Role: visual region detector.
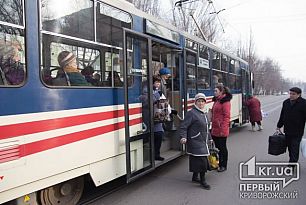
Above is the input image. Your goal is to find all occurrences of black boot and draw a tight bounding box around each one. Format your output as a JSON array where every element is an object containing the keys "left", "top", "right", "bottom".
[
  {"left": 200, "top": 172, "right": 211, "bottom": 190},
  {"left": 192, "top": 172, "right": 200, "bottom": 183}
]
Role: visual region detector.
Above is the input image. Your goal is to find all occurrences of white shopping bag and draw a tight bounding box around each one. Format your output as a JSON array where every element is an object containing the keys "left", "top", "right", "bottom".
[
  {"left": 261, "top": 110, "right": 268, "bottom": 118},
  {"left": 300, "top": 138, "right": 306, "bottom": 158}
]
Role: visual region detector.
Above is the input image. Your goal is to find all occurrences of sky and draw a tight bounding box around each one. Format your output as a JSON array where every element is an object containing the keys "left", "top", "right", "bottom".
[{"left": 161, "top": 0, "right": 306, "bottom": 82}]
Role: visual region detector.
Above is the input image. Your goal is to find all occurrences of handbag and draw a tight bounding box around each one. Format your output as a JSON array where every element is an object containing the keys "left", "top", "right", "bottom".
[
  {"left": 300, "top": 138, "right": 306, "bottom": 158},
  {"left": 268, "top": 131, "right": 286, "bottom": 156}
]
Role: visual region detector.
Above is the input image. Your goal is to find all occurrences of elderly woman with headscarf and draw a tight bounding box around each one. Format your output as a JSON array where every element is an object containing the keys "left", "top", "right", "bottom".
[{"left": 180, "top": 93, "right": 212, "bottom": 190}]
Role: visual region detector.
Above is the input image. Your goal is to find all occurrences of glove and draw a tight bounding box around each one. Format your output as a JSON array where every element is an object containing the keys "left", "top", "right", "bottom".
[
  {"left": 170, "top": 109, "right": 178, "bottom": 115},
  {"left": 180, "top": 138, "right": 187, "bottom": 144}
]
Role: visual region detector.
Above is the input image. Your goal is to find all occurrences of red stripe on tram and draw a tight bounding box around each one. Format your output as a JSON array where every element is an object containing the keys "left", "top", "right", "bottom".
[
  {"left": 0, "top": 107, "right": 141, "bottom": 140},
  {"left": 21, "top": 118, "right": 142, "bottom": 157}
]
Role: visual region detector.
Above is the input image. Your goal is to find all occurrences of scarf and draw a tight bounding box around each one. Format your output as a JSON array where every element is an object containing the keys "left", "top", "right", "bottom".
[{"left": 194, "top": 104, "right": 205, "bottom": 113}]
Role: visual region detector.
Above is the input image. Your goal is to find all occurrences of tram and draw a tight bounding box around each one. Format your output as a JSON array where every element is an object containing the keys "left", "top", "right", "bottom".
[{"left": 0, "top": 0, "right": 251, "bottom": 204}]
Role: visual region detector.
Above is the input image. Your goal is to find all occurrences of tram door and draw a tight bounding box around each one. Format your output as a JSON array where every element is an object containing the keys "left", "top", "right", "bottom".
[
  {"left": 241, "top": 69, "right": 250, "bottom": 123},
  {"left": 123, "top": 30, "right": 154, "bottom": 183}
]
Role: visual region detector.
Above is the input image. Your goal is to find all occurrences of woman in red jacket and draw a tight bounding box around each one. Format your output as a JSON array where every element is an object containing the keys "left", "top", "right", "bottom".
[{"left": 211, "top": 85, "right": 232, "bottom": 172}]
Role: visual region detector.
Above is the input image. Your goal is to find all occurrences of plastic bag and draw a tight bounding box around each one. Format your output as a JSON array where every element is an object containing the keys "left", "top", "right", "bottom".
[
  {"left": 300, "top": 138, "right": 306, "bottom": 158},
  {"left": 261, "top": 110, "right": 268, "bottom": 118},
  {"left": 208, "top": 141, "right": 219, "bottom": 169},
  {"left": 208, "top": 153, "right": 219, "bottom": 169}
]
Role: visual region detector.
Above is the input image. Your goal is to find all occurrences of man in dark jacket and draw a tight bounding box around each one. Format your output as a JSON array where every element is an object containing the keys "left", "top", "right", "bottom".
[{"left": 277, "top": 87, "right": 306, "bottom": 163}]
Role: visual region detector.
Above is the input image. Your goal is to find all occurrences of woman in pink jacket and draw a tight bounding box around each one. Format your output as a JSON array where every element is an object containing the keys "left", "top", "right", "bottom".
[{"left": 211, "top": 85, "right": 232, "bottom": 172}]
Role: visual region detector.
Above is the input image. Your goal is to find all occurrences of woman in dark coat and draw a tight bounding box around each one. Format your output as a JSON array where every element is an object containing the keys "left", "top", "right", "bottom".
[
  {"left": 180, "top": 93, "right": 211, "bottom": 190},
  {"left": 245, "top": 95, "right": 263, "bottom": 131},
  {"left": 211, "top": 85, "right": 232, "bottom": 172}
]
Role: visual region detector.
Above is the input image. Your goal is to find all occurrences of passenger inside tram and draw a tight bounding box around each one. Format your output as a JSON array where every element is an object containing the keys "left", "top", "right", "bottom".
[
  {"left": 159, "top": 67, "right": 171, "bottom": 98},
  {"left": 150, "top": 42, "right": 183, "bottom": 162},
  {"left": 52, "top": 68, "right": 69, "bottom": 86},
  {"left": 105, "top": 71, "right": 124, "bottom": 87},
  {"left": 81, "top": 66, "right": 101, "bottom": 86},
  {"left": 57, "top": 51, "right": 91, "bottom": 86},
  {"left": 0, "top": 42, "right": 25, "bottom": 85}
]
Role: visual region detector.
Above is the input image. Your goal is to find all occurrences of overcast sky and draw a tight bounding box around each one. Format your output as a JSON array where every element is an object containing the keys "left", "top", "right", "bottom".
[{"left": 162, "top": 0, "right": 306, "bottom": 82}]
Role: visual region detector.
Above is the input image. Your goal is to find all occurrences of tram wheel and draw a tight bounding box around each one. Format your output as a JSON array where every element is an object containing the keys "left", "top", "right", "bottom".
[{"left": 39, "top": 177, "right": 84, "bottom": 205}]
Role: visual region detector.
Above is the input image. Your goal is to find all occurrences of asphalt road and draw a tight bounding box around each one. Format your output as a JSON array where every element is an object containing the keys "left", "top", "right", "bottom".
[{"left": 88, "top": 95, "right": 306, "bottom": 205}]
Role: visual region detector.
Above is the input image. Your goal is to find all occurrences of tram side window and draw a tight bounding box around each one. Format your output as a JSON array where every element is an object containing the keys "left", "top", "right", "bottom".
[
  {"left": 103, "top": 49, "right": 124, "bottom": 87},
  {"left": 42, "top": 42, "right": 125, "bottom": 87},
  {"left": 211, "top": 50, "right": 220, "bottom": 70},
  {"left": 228, "top": 74, "right": 236, "bottom": 90},
  {"left": 236, "top": 75, "right": 242, "bottom": 90},
  {"left": 221, "top": 54, "right": 228, "bottom": 72},
  {"left": 0, "top": 0, "right": 26, "bottom": 87},
  {"left": 41, "top": 0, "right": 94, "bottom": 41},
  {"left": 235, "top": 61, "right": 241, "bottom": 75},
  {"left": 228, "top": 74, "right": 242, "bottom": 90},
  {"left": 197, "top": 68, "right": 210, "bottom": 90},
  {"left": 199, "top": 45, "right": 209, "bottom": 70},
  {"left": 229, "top": 59, "right": 235, "bottom": 73},
  {"left": 186, "top": 53, "right": 196, "bottom": 95},
  {"left": 212, "top": 70, "right": 227, "bottom": 87},
  {"left": 96, "top": 2, "right": 132, "bottom": 47},
  {"left": 41, "top": 41, "right": 101, "bottom": 87},
  {"left": 186, "top": 39, "right": 198, "bottom": 51},
  {"left": 199, "top": 45, "right": 209, "bottom": 60}
]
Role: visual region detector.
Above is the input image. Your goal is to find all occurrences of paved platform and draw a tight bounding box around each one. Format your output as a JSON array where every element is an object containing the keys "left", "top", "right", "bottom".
[{"left": 89, "top": 95, "right": 306, "bottom": 205}]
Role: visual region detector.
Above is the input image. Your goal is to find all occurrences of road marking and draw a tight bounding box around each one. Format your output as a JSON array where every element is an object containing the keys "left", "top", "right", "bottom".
[
  {"left": 261, "top": 99, "right": 284, "bottom": 109},
  {"left": 265, "top": 105, "right": 283, "bottom": 114}
]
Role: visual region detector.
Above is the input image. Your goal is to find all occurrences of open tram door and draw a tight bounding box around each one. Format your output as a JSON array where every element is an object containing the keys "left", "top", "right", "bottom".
[
  {"left": 123, "top": 29, "right": 155, "bottom": 183},
  {"left": 150, "top": 42, "right": 184, "bottom": 164}
]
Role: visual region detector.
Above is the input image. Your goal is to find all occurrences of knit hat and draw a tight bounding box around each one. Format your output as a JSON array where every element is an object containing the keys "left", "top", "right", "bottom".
[
  {"left": 58, "top": 51, "right": 76, "bottom": 68},
  {"left": 159, "top": 67, "right": 171, "bottom": 75},
  {"left": 195, "top": 93, "right": 206, "bottom": 102}
]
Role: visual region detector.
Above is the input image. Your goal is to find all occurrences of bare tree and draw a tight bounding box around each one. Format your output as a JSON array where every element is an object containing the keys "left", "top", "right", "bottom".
[
  {"left": 0, "top": 0, "right": 24, "bottom": 37},
  {"left": 166, "top": 0, "right": 221, "bottom": 42},
  {"left": 133, "top": 0, "right": 161, "bottom": 17}
]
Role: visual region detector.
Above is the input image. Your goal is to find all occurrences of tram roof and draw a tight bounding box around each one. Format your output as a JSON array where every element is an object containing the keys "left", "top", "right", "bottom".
[{"left": 103, "top": 0, "right": 248, "bottom": 66}]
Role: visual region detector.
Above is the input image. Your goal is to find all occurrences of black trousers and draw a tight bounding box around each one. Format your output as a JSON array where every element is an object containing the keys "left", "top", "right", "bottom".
[
  {"left": 285, "top": 135, "right": 302, "bottom": 163},
  {"left": 251, "top": 121, "right": 261, "bottom": 126},
  {"left": 154, "top": 131, "right": 164, "bottom": 158},
  {"left": 212, "top": 136, "right": 228, "bottom": 168}
]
